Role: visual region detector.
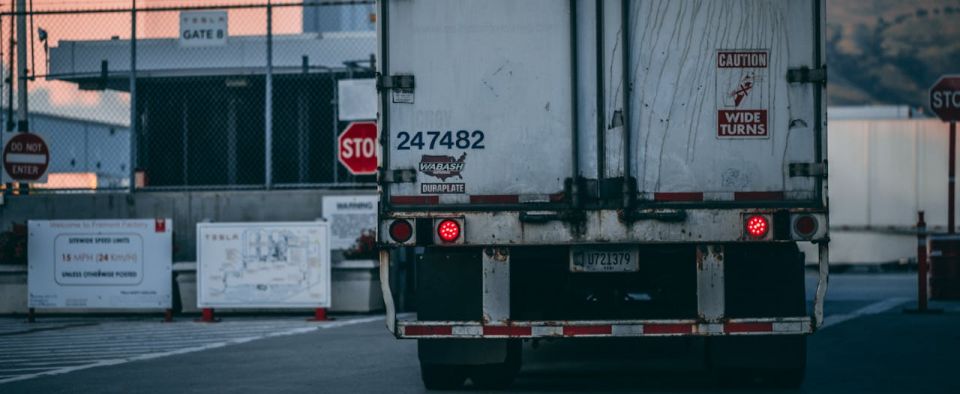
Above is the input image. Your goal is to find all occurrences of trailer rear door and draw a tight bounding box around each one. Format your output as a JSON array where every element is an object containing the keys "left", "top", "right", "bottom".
[
  {"left": 379, "top": 0, "right": 825, "bottom": 209},
  {"left": 380, "top": 0, "right": 574, "bottom": 207},
  {"left": 625, "top": 0, "right": 823, "bottom": 204}
]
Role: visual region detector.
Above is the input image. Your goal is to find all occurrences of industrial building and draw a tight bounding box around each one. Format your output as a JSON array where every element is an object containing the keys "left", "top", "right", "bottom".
[
  {"left": 1, "top": 111, "right": 129, "bottom": 189},
  {"left": 46, "top": 4, "right": 376, "bottom": 188}
]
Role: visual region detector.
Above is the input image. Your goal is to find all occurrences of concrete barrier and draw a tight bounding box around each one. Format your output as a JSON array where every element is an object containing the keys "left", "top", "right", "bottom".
[
  {"left": 0, "top": 265, "right": 27, "bottom": 314},
  {"left": 174, "top": 260, "right": 383, "bottom": 314},
  {"left": 0, "top": 189, "right": 382, "bottom": 315},
  {"left": 330, "top": 259, "right": 384, "bottom": 313},
  {"left": 0, "top": 189, "right": 375, "bottom": 263}
]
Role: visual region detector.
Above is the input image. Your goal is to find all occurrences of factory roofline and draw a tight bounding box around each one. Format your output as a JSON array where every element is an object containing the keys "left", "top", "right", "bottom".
[{"left": 47, "top": 31, "right": 375, "bottom": 92}]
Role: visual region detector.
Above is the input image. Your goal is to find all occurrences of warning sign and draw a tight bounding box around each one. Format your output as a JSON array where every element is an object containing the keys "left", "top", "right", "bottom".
[{"left": 717, "top": 50, "right": 769, "bottom": 138}]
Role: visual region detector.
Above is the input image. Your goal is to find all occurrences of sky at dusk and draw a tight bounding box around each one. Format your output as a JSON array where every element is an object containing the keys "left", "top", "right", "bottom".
[{"left": 0, "top": 0, "right": 313, "bottom": 124}]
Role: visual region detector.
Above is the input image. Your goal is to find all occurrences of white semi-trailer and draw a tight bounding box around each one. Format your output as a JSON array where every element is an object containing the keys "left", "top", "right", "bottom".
[{"left": 376, "top": 0, "right": 828, "bottom": 389}]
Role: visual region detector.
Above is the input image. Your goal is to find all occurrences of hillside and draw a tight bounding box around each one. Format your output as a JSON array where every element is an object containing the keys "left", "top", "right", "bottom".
[{"left": 827, "top": 0, "right": 960, "bottom": 108}]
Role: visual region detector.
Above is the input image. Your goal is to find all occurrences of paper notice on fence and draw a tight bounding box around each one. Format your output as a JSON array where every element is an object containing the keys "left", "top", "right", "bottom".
[{"left": 322, "top": 195, "right": 378, "bottom": 251}]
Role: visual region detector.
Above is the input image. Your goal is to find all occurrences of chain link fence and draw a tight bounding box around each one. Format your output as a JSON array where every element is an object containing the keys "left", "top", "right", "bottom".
[{"left": 0, "top": 0, "right": 376, "bottom": 193}]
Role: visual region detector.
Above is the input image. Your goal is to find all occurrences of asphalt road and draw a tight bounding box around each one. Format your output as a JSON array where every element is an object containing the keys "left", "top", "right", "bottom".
[{"left": 2, "top": 273, "right": 959, "bottom": 394}]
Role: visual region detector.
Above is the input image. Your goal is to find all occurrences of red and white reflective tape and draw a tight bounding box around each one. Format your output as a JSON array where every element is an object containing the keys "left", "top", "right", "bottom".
[
  {"left": 391, "top": 192, "right": 786, "bottom": 205},
  {"left": 391, "top": 193, "right": 565, "bottom": 205},
  {"left": 398, "top": 317, "right": 812, "bottom": 338},
  {"left": 390, "top": 196, "right": 440, "bottom": 205},
  {"left": 651, "top": 192, "right": 787, "bottom": 202}
]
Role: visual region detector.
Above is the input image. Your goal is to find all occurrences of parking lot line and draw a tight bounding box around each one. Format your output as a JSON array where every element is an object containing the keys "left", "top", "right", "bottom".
[
  {"left": 820, "top": 297, "right": 910, "bottom": 329},
  {"left": 0, "top": 315, "right": 383, "bottom": 385}
]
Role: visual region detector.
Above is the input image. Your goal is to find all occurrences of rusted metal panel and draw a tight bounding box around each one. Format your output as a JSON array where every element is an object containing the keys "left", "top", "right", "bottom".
[
  {"left": 379, "top": 249, "right": 396, "bottom": 334},
  {"left": 813, "top": 242, "right": 829, "bottom": 329},
  {"left": 481, "top": 247, "right": 510, "bottom": 324},
  {"left": 696, "top": 245, "right": 725, "bottom": 322}
]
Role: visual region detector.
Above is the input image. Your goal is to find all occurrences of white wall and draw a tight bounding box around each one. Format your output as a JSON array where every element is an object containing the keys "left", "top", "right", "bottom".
[{"left": 803, "top": 119, "right": 953, "bottom": 264}]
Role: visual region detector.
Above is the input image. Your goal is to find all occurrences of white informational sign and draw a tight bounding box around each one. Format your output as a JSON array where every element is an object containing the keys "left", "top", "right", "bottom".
[
  {"left": 197, "top": 222, "right": 331, "bottom": 308},
  {"left": 180, "top": 10, "right": 228, "bottom": 47},
  {"left": 28, "top": 219, "right": 173, "bottom": 309},
  {"left": 322, "top": 195, "right": 378, "bottom": 251},
  {"left": 337, "top": 79, "right": 377, "bottom": 121}
]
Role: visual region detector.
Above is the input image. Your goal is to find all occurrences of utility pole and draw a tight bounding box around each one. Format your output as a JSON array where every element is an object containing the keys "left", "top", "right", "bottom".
[{"left": 16, "top": 0, "right": 28, "bottom": 194}]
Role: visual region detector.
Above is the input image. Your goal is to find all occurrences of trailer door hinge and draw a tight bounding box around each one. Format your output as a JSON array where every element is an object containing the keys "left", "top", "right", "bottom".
[
  {"left": 382, "top": 169, "right": 417, "bottom": 184},
  {"left": 789, "top": 162, "right": 827, "bottom": 178},
  {"left": 787, "top": 66, "right": 827, "bottom": 85},
  {"left": 376, "top": 73, "right": 415, "bottom": 92}
]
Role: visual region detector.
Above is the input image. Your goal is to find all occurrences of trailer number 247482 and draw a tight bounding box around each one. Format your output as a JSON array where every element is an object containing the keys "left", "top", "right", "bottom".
[{"left": 396, "top": 130, "right": 486, "bottom": 150}]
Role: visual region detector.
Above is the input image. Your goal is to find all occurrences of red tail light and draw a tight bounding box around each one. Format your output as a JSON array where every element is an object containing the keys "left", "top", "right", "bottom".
[
  {"left": 745, "top": 215, "right": 769, "bottom": 238},
  {"left": 794, "top": 215, "right": 818, "bottom": 238},
  {"left": 389, "top": 220, "right": 413, "bottom": 243},
  {"left": 437, "top": 219, "right": 461, "bottom": 243}
]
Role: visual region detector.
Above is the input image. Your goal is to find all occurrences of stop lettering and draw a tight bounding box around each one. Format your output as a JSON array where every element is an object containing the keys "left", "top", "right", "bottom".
[
  {"left": 930, "top": 76, "right": 960, "bottom": 122},
  {"left": 338, "top": 122, "right": 378, "bottom": 175}
]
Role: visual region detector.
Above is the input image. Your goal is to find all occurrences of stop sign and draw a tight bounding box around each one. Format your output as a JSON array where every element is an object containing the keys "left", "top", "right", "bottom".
[
  {"left": 930, "top": 75, "right": 960, "bottom": 122},
  {"left": 3, "top": 133, "right": 49, "bottom": 182},
  {"left": 338, "top": 121, "right": 378, "bottom": 175}
]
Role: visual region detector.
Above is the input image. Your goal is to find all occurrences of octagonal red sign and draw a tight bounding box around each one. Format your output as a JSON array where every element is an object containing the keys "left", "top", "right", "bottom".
[
  {"left": 338, "top": 122, "right": 378, "bottom": 175},
  {"left": 930, "top": 76, "right": 960, "bottom": 122}
]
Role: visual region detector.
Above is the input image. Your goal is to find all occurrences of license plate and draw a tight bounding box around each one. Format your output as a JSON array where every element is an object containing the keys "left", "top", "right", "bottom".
[{"left": 569, "top": 246, "right": 640, "bottom": 273}]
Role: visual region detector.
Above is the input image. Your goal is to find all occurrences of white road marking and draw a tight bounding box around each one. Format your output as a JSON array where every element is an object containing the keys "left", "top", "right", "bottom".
[
  {"left": 820, "top": 297, "right": 910, "bottom": 329},
  {"left": 0, "top": 315, "right": 383, "bottom": 385}
]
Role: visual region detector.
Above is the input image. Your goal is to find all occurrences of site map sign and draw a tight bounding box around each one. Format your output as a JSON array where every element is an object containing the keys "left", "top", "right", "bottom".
[{"left": 197, "top": 222, "right": 331, "bottom": 308}]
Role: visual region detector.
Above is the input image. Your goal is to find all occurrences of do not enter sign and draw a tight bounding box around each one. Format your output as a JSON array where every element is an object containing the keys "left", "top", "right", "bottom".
[
  {"left": 338, "top": 122, "right": 378, "bottom": 175},
  {"left": 930, "top": 76, "right": 960, "bottom": 122},
  {"left": 3, "top": 133, "right": 49, "bottom": 182}
]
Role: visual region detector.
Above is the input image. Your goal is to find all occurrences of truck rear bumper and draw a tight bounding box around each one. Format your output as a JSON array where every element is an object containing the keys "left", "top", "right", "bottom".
[
  {"left": 397, "top": 317, "right": 812, "bottom": 338},
  {"left": 380, "top": 242, "right": 830, "bottom": 339}
]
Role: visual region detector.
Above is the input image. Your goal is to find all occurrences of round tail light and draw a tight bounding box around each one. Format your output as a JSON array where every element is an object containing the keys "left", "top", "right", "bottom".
[
  {"left": 389, "top": 220, "right": 413, "bottom": 243},
  {"left": 437, "top": 219, "right": 461, "bottom": 243},
  {"left": 745, "top": 215, "right": 769, "bottom": 238},
  {"left": 794, "top": 215, "right": 818, "bottom": 238}
]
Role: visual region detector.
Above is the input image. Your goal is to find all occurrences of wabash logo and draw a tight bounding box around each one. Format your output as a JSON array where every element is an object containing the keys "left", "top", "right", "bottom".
[{"left": 419, "top": 153, "right": 466, "bottom": 181}]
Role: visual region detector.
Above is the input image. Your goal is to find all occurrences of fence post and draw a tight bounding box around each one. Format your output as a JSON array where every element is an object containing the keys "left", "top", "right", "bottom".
[
  {"left": 264, "top": 1, "right": 274, "bottom": 189},
  {"left": 332, "top": 70, "right": 339, "bottom": 184},
  {"left": 16, "top": 0, "right": 28, "bottom": 195},
  {"left": 129, "top": 0, "right": 138, "bottom": 192},
  {"left": 2, "top": 11, "right": 10, "bottom": 196}
]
